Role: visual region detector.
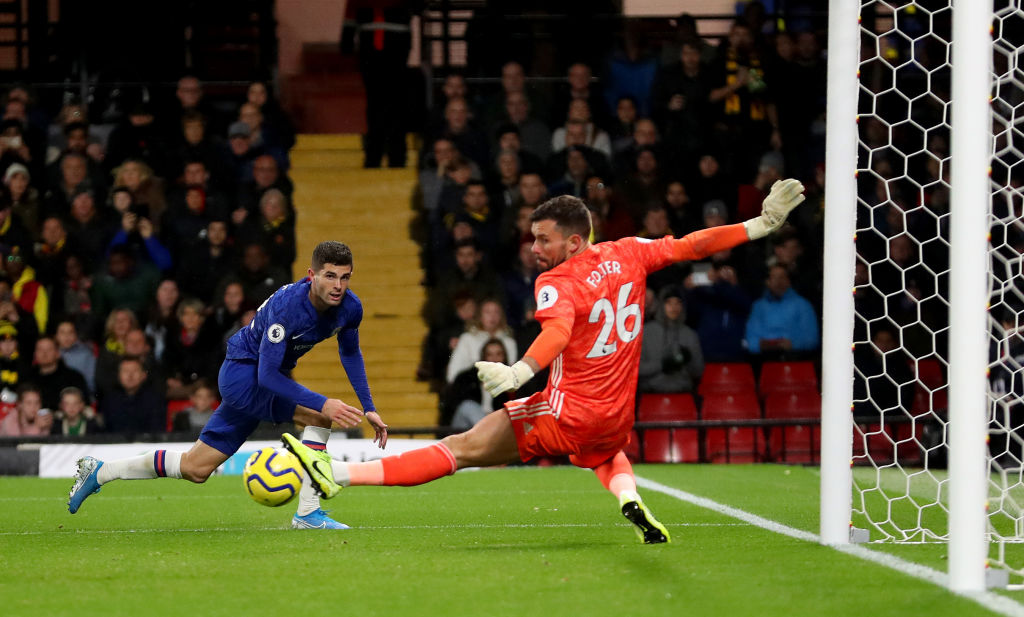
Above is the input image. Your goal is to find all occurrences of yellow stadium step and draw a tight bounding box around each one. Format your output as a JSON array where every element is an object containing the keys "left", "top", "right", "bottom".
[{"left": 290, "top": 133, "right": 437, "bottom": 428}]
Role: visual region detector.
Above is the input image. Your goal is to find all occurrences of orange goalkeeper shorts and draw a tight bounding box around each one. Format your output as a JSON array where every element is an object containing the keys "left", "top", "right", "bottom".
[{"left": 504, "top": 391, "right": 628, "bottom": 469}]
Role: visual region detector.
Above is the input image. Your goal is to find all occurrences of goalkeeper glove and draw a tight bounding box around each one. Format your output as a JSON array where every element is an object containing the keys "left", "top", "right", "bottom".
[
  {"left": 475, "top": 360, "right": 535, "bottom": 397},
  {"left": 744, "top": 178, "right": 806, "bottom": 240}
]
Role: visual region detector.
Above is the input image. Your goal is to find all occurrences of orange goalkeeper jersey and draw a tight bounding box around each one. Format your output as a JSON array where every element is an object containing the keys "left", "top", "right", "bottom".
[{"left": 532, "top": 235, "right": 679, "bottom": 445}]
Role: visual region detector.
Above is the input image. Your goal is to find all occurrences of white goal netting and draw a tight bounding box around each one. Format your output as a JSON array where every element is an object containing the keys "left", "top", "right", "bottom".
[{"left": 850, "top": 0, "right": 1024, "bottom": 579}]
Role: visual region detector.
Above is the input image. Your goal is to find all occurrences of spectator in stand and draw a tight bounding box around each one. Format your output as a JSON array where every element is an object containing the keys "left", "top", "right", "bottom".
[
  {"left": 176, "top": 219, "right": 233, "bottom": 301},
  {"left": 51, "top": 386, "right": 101, "bottom": 437},
  {"left": 26, "top": 336, "right": 90, "bottom": 410},
  {"left": 100, "top": 308, "right": 138, "bottom": 356},
  {"left": 143, "top": 278, "right": 180, "bottom": 362},
  {"left": 95, "top": 326, "right": 162, "bottom": 399},
  {"left": 418, "top": 291, "right": 476, "bottom": 386},
  {"left": 0, "top": 277, "right": 37, "bottom": 352},
  {"left": 248, "top": 81, "right": 297, "bottom": 154},
  {"left": 502, "top": 241, "right": 540, "bottom": 328},
  {"left": 163, "top": 76, "right": 225, "bottom": 142},
  {"left": 221, "top": 243, "right": 290, "bottom": 308},
  {"left": 440, "top": 338, "right": 512, "bottom": 429},
  {"left": 234, "top": 188, "right": 296, "bottom": 273},
  {"left": 436, "top": 97, "right": 490, "bottom": 172},
  {"left": 100, "top": 356, "right": 165, "bottom": 434},
  {"left": 427, "top": 237, "right": 504, "bottom": 329},
  {"left": 853, "top": 326, "right": 915, "bottom": 419},
  {"left": 55, "top": 320, "right": 95, "bottom": 394},
  {"left": 0, "top": 200, "right": 32, "bottom": 264},
  {"left": 4, "top": 246, "right": 46, "bottom": 334},
  {"left": 445, "top": 298, "right": 517, "bottom": 384},
  {"left": 107, "top": 208, "right": 173, "bottom": 274},
  {"left": 65, "top": 191, "right": 115, "bottom": 271},
  {"left": 354, "top": 3, "right": 412, "bottom": 169},
  {"left": 168, "top": 112, "right": 228, "bottom": 186},
  {"left": 735, "top": 150, "right": 785, "bottom": 222},
  {"left": 0, "top": 118, "right": 34, "bottom": 180},
  {"left": 447, "top": 180, "right": 500, "bottom": 258},
  {"left": 482, "top": 61, "right": 552, "bottom": 130},
  {"left": 221, "top": 121, "right": 263, "bottom": 185},
  {"left": 612, "top": 117, "right": 660, "bottom": 177},
  {"left": 691, "top": 153, "right": 733, "bottom": 215},
  {"left": 660, "top": 12, "right": 717, "bottom": 66},
  {"left": 664, "top": 180, "right": 699, "bottom": 237},
  {"left": 418, "top": 138, "right": 460, "bottom": 215},
  {"left": 651, "top": 39, "right": 712, "bottom": 171},
  {"left": 238, "top": 101, "right": 291, "bottom": 159},
  {"left": 744, "top": 265, "right": 819, "bottom": 360},
  {"left": 428, "top": 73, "right": 470, "bottom": 138},
  {"left": 637, "top": 205, "right": 672, "bottom": 240},
  {"left": 685, "top": 262, "right": 753, "bottom": 362},
  {"left": 545, "top": 120, "right": 612, "bottom": 186},
  {"left": 496, "top": 201, "right": 536, "bottom": 272},
  {"left": 554, "top": 63, "right": 611, "bottom": 131},
  {"left": 43, "top": 152, "right": 98, "bottom": 219},
  {"left": 585, "top": 175, "right": 634, "bottom": 241},
  {"left": 32, "top": 216, "right": 78, "bottom": 291},
  {"left": 548, "top": 147, "right": 592, "bottom": 199},
  {"left": 166, "top": 158, "right": 231, "bottom": 224},
  {"left": 53, "top": 254, "right": 94, "bottom": 337},
  {"left": 159, "top": 184, "right": 213, "bottom": 261},
  {"left": 111, "top": 159, "right": 167, "bottom": 235},
  {"left": 639, "top": 287, "right": 704, "bottom": 394},
  {"left": 235, "top": 153, "right": 293, "bottom": 217},
  {"left": 105, "top": 102, "right": 169, "bottom": 178},
  {"left": 616, "top": 146, "right": 665, "bottom": 222},
  {"left": 5, "top": 163, "right": 40, "bottom": 239},
  {"left": 91, "top": 245, "right": 161, "bottom": 318},
  {"left": 0, "top": 383, "right": 50, "bottom": 436},
  {"left": 707, "top": 20, "right": 780, "bottom": 178},
  {"left": 489, "top": 149, "right": 522, "bottom": 213},
  {"left": 0, "top": 321, "right": 26, "bottom": 393},
  {"left": 503, "top": 91, "right": 553, "bottom": 161},
  {"left": 46, "top": 121, "right": 107, "bottom": 199},
  {"left": 608, "top": 96, "right": 638, "bottom": 157},
  {"left": 493, "top": 124, "right": 544, "bottom": 176},
  {"left": 551, "top": 100, "right": 612, "bottom": 159},
  {"left": 172, "top": 379, "right": 219, "bottom": 433},
  {"left": 163, "top": 298, "right": 218, "bottom": 400},
  {"left": 207, "top": 280, "right": 248, "bottom": 347}
]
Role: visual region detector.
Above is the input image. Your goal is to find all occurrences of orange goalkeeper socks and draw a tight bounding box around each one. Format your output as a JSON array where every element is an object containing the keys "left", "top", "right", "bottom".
[
  {"left": 345, "top": 443, "right": 458, "bottom": 487},
  {"left": 593, "top": 451, "right": 636, "bottom": 497}
]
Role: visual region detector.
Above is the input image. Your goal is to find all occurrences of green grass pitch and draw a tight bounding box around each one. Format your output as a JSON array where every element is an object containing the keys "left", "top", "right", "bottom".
[{"left": 0, "top": 464, "right": 1017, "bottom": 617}]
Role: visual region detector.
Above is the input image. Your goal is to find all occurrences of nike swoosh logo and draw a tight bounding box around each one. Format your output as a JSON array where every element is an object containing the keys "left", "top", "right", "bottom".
[{"left": 312, "top": 460, "right": 331, "bottom": 479}]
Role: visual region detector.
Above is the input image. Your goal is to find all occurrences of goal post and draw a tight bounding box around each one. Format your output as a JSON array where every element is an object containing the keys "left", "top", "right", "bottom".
[{"left": 820, "top": 0, "right": 1000, "bottom": 591}]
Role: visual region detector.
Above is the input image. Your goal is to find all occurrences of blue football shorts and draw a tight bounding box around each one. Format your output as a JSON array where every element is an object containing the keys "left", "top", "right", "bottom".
[{"left": 199, "top": 359, "right": 297, "bottom": 456}]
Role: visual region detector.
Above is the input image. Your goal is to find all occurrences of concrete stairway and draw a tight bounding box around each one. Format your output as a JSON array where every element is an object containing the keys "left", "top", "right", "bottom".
[{"left": 288, "top": 134, "right": 436, "bottom": 432}]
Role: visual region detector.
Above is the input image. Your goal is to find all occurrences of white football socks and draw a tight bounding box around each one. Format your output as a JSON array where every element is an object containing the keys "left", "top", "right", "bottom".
[
  {"left": 295, "top": 426, "right": 331, "bottom": 516},
  {"left": 97, "top": 450, "right": 183, "bottom": 484}
]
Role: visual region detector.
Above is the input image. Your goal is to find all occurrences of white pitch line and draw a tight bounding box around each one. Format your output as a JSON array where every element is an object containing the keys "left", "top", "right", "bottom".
[{"left": 635, "top": 475, "right": 1024, "bottom": 617}]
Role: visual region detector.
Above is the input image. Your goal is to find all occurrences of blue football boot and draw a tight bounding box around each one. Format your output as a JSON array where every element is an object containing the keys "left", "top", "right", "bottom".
[
  {"left": 291, "top": 508, "right": 350, "bottom": 530},
  {"left": 68, "top": 456, "right": 104, "bottom": 514}
]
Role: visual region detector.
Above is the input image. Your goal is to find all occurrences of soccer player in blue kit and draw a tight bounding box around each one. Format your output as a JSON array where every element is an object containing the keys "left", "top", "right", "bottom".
[{"left": 68, "top": 241, "right": 389, "bottom": 529}]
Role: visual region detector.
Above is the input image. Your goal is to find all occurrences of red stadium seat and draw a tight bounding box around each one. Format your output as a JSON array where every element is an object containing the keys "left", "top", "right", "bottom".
[
  {"left": 698, "top": 363, "right": 756, "bottom": 396},
  {"left": 702, "top": 392, "right": 764, "bottom": 463},
  {"left": 637, "top": 393, "right": 699, "bottom": 463},
  {"left": 166, "top": 399, "right": 191, "bottom": 432},
  {"left": 637, "top": 393, "right": 697, "bottom": 421},
  {"left": 759, "top": 361, "right": 818, "bottom": 397},
  {"left": 643, "top": 429, "right": 700, "bottom": 463},
  {"left": 910, "top": 358, "right": 947, "bottom": 413},
  {"left": 764, "top": 391, "right": 821, "bottom": 463}
]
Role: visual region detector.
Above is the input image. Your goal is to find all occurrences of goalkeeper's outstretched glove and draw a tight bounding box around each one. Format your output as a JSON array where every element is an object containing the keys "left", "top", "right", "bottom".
[
  {"left": 475, "top": 360, "right": 535, "bottom": 397},
  {"left": 744, "top": 178, "right": 806, "bottom": 240}
]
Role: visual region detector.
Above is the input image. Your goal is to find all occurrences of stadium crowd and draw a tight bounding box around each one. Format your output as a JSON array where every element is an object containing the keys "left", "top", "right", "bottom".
[
  {"left": 0, "top": 76, "right": 298, "bottom": 437},
  {"left": 423, "top": 14, "right": 835, "bottom": 423}
]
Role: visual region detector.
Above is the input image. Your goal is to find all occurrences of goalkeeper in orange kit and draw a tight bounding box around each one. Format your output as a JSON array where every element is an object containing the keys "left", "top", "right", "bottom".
[{"left": 284, "top": 179, "right": 805, "bottom": 543}]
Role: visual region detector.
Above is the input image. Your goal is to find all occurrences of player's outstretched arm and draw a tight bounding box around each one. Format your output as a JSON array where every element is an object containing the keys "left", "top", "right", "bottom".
[
  {"left": 743, "top": 178, "right": 806, "bottom": 240},
  {"left": 669, "top": 178, "right": 805, "bottom": 262},
  {"left": 476, "top": 317, "right": 572, "bottom": 397}
]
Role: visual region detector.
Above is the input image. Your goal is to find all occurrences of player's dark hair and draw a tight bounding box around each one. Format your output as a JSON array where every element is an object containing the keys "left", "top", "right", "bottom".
[
  {"left": 530, "top": 195, "right": 593, "bottom": 240},
  {"left": 311, "top": 241, "right": 353, "bottom": 271}
]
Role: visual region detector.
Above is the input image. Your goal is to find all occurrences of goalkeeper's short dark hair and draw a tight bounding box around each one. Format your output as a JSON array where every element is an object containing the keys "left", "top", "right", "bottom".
[
  {"left": 531, "top": 195, "right": 593, "bottom": 240},
  {"left": 312, "top": 241, "right": 353, "bottom": 271}
]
